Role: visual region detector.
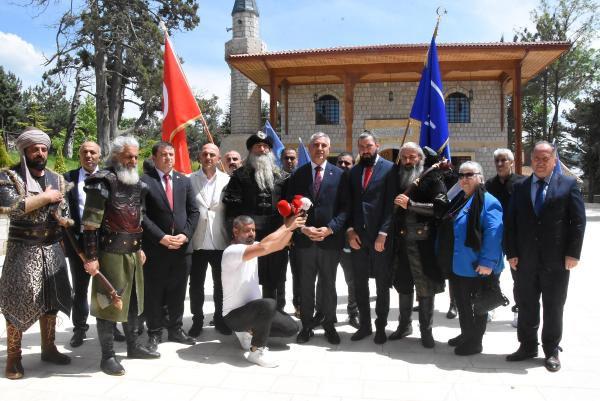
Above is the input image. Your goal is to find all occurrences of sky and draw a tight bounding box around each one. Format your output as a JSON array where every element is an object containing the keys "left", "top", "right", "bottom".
[{"left": 0, "top": 0, "right": 542, "bottom": 117}]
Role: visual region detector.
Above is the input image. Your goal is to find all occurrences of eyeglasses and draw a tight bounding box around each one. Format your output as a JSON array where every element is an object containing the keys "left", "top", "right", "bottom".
[
  {"left": 458, "top": 172, "right": 480, "bottom": 179},
  {"left": 494, "top": 158, "right": 510, "bottom": 164}
]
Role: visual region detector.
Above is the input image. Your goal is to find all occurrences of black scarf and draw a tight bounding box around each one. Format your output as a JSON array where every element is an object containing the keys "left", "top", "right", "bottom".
[{"left": 464, "top": 184, "right": 485, "bottom": 252}]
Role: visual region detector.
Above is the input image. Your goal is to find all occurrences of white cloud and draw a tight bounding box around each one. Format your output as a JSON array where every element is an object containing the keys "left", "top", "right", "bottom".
[{"left": 0, "top": 31, "right": 46, "bottom": 88}]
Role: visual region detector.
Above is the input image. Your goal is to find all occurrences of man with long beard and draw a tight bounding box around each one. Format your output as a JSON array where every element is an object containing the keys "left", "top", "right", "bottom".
[
  {"left": 82, "top": 136, "right": 159, "bottom": 376},
  {"left": 223, "top": 132, "right": 289, "bottom": 310},
  {"left": 390, "top": 142, "right": 447, "bottom": 348},
  {"left": 0, "top": 127, "right": 72, "bottom": 380}
]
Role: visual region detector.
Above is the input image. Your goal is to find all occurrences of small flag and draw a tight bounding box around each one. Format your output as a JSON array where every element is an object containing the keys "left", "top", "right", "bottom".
[
  {"left": 297, "top": 137, "right": 311, "bottom": 168},
  {"left": 263, "top": 120, "right": 285, "bottom": 167},
  {"left": 552, "top": 139, "right": 563, "bottom": 175},
  {"left": 410, "top": 36, "right": 451, "bottom": 160}
]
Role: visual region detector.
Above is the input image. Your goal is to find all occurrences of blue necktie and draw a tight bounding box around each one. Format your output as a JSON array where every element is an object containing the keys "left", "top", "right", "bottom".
[{"left": 534, "top": 180, "right": 546, "bottom": 216}]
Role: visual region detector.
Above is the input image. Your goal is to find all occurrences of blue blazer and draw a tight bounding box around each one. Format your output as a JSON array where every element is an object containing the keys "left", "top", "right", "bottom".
[
  {"left": 505, "top": 173, "right": 585, "bottom": 271},
  {"left": 286, "top": 162, "right": 348, "bottom": 249},
  {"left": 348, "top": 157, "right": 397, "bottom": 242},
  {"left": 452, "top": 192, "right": 504, "bottom": 278}
]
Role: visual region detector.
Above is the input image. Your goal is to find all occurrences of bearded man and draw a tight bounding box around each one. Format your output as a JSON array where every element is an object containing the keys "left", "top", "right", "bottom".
[
  {"left": 223, "top": 132, "right": 289, "bottom": 310},
  {"left": 82, "top": 136, "right": 159, "bottom": 376},
  {"left": 0, "top": 127, "right": 72, "bottom": 380},
  {"left": 390, "top": 142, "right": 447, "bottom": 348}
]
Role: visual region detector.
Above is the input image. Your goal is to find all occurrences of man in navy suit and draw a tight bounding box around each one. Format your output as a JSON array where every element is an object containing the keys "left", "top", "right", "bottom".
[
  {"left": 347, "top": 131, "right": 397, "bottom": 344},
  {"left": 286, "top": 133, "right": 348, "bottom": 344},
  {"left": 141, "top": 142, "right": 199, "bottom": 351},
  {"left": 505, "top": 141, "right": 586, "bottom": 372}
]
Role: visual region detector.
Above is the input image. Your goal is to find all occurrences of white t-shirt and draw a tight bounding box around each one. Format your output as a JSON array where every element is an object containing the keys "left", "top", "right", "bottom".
[{"left": 221, "top": 243, "right": 262, "bottom": 316}]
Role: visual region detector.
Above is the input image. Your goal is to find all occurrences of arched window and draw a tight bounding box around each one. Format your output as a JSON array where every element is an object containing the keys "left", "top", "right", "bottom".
[
  {"left": 315, "top": 95, "right": 339, "bottom": 125},
  {"left": 446, "top": 92, "right": 470, "bottom": 123}
]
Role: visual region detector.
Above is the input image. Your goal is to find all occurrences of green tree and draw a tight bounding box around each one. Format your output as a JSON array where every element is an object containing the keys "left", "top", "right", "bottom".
[
  {"left": 0, "top": 67, "right": 24, "bottom": 139},
  {"left": 186, "top": 94, "right": 223, "bottom": 157}
]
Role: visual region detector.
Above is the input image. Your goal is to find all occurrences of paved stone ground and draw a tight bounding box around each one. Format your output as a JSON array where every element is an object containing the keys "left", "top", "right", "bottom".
[{"left": 1, "top": 205, "right": 599, "bottom": 401}]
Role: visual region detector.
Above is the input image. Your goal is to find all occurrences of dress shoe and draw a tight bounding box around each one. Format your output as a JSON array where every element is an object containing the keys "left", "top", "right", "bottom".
[
  {"left": 446, "top": 303, "right": 458, "bottom": 319},
  {"left": 545, "top": 354, "right": 561, "bottom": 372},
  {"left": 373, "top": 329, "right": 387, "bottom": 345},
  {"left": 506, "top": 344, "right": 538, "bottom": 361},
  {"left": 447, "top": 334, "right": 464, "bottom": 347},
  {"left": 324, "top": 327, "right": 341, "bottom": 345},
  {"left": 168, "top": 328, "right": 196, "bottom": 345},
  {"left": 113, "top": 326, "right": 126, "bottom": 342},
  {"left": 127, "top": 343, "right": 160, "bottom": 359},
  {"left": 454, "top": 341, "right": 482, "bottom": 356},
  {"left": 214, "top": 319, "right": 233, "bottom": 335},
  {"left": 70, "top": 331, "right": 86, "bottom": 348},
  {"left": 311, "top": 312, "right": 325, "bottom": 329},
  {"left": 188, "top": 322, "right": 203, "bottom": 338},
  {"left": 350, "top": 326, "right": 372, "bottom": 341},
  {"left": 420, "top": 329, "right": 435, "bottom": 349},
  {"left": 296, "top": 328, "right": 314, "bottom": 344},
  {"left": 147, "top": 334, "right": 161, "bottom": 352},
  {"left": 348, "top": 315, "right": 360, "bottom": 329},
  {"left": 101, "top": 356, "right": 125, "bottom": 376},
  {"left": 388, "top": 324, "right": 412, "bottom": 341}
]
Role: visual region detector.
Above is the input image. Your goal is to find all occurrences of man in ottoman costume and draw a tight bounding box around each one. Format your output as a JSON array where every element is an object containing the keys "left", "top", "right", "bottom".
[
  {"left": 82, "top": 136, "right": 159, "bottom": 376},
  {"left": 0, "top": 127, "right": 73, "bottom": 380}
]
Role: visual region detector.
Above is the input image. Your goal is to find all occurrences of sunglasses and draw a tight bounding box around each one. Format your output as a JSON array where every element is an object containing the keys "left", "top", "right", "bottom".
[{"left": 458, "top": 172, "right": 480, "bottom": 179}]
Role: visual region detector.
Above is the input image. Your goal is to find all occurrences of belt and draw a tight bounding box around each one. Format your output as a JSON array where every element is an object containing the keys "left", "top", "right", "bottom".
[
  {"left": 100, "top": 229, "right": 143, "bottom": 254},
  {"left": 8, "top": 222, "right": 62, "bottom": 245}
]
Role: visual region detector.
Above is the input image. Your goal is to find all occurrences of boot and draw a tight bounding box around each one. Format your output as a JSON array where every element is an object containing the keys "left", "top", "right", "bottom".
[
  {"left": 123, "top": 319, "right": 160, "bottom": 359},
  {"left": 418, "top": 296, "right": 435, "bottom": 348},
  {"left": 39, "top": 314, "right": 71, "bottom": 365},
  {"left": 97, "top": 319, "right": 125, "bottom": 376},
  {"left": 456, "top": 313, "right": 486, "bottom": 356},
  {"left": 389, "top": 293, "right": 414, "bottom": 340},
  {"left": 5, "top": 322, "right": 24, "bottom": 379}
]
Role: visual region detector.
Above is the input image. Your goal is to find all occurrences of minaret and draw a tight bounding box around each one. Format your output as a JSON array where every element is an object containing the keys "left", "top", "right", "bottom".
[{"left": 225, "top": 0, "right": 265, "bottom": 137}]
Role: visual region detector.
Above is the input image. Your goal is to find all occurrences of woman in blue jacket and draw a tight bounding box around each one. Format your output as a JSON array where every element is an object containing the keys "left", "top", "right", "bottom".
[{"left": 444, "top": 161, "right": 504, "bottom": 356}]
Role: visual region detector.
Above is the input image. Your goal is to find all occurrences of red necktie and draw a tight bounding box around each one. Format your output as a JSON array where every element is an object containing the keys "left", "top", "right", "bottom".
[
  {"left": 164, "top": 174, "right": 174, "bottom": 210},
  {"left": 313, "top": 166, "right": 323, "bottom": 195},
  {"left": 362, "top": 166, "right": 373, "bottom": 189}
]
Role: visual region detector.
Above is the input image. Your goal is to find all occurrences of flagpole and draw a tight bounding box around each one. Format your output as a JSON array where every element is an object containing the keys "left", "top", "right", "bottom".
[{"left": 396, "top": 7, "right": 446, "bottom": 164}]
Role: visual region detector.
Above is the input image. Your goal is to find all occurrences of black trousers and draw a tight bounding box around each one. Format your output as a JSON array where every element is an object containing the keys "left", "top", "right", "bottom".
[
  {"left": 298, "top": 244, "right": 340, "bottom": 328},
  {"left": 289, "top": 246, "right": 301, "bottom": 309},
  {"left": 259, "top": 249, "right": 288, "bottom": 311},
  {"left": 451, "top": 273, "right": 489, "bottom": 345},
  {"left": 189, "top": 249, "right": 224, "bottom": 324},
  {"left": 68, "top": 253, "right": 91, "bottom": 333},
  {"left": 509, "top": 266, "right": 520, "bottom": 312},
  {"left": 143, "top": 251, "right": 190, "bottom": 335},
  {"left": 351, "top": 243, "right": 392, "bottom": 329},
  {"left": 224, "top": 298, "right": 299, "bottom": 348},
  {"left": 515, "top": 266, "right": 570, "bottom": 355}
]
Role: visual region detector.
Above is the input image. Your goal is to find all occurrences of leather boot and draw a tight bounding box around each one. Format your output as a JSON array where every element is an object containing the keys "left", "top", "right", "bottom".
[
  {"left": 123, "top": 319, "right": 160, "bottom": 359},
  {"left": 418, "top": 296, "right": 435, "bottom": 348},
  {"left": 39, "top": 314, "right": 71, "bottom": 365},
  {"left": 5, "top": 322, "right": 24, "bottom": 379},
  {"left": 97, "top": 319, "right": 125, "bottom": 376},
  {"left": 389, "top": 293, "right": 414, "bottom": 340}
]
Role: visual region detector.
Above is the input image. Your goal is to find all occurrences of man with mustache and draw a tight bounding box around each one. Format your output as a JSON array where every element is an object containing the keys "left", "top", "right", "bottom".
[
  {"left": 223, "top": 150, "right": 242, "bottom": 175},
  {"left": 82, "top": 136, "right": 159, "bottom": 376},
  {"left": 390, "top": 142, "right": 447, "bottom": 348},
  {"left": 0, "top": 127, "right": 73, "bottom": 380},
  {"left": 223, "top": 132, "right": 289, "bottom": 310}
]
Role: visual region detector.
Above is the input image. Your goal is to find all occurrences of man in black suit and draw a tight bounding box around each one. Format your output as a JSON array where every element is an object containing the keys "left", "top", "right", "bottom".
[
  {"left": 141, "top": 142, "right": 199, "bottom": 351},
  {"left": 287, "top": 133, "right": 348, "bottom": 345},
  {"left": 505, "top": 141, "right": 586, "bottom": 372},
  {"left": 347, "top": 131, "right": 397, "bottom": 344},
  {"left": 64, "top": 141, "right": 126, "bottom": 347}
]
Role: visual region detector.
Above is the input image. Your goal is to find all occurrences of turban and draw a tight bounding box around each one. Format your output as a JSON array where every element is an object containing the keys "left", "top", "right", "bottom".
[
  {"left": 246, "top": 131, "right": 273, "bottom": 150},
  {"left": 15, "top": 128, "right": 51, "bottom": 154}
]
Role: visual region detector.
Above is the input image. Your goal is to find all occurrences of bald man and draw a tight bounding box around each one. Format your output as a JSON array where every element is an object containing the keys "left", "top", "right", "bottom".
[
  {"left": 188, "top": 144, "right": 232, "bottom": 337},
  {"left": 223, "top": 150, "right": 242, "bottom": 175}
]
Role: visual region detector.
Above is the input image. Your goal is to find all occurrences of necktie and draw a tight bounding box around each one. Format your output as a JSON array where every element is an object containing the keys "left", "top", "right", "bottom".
[
  {"left": 313, "top": 166, "right": 323, "bottom": 195},
  {"left": 534, "top": 180, "right": 546, "bottom": 216},
  {"left": 164, "top": 174, "right": 174, "bottom": 210},
  {"left": 363, "top": 166, "right": 373, "bottom": 189}
]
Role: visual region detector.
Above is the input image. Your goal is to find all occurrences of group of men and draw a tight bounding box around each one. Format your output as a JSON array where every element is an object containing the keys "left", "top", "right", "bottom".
[{"left": 0, "top": 125, "right": 585, "bottom": 377}]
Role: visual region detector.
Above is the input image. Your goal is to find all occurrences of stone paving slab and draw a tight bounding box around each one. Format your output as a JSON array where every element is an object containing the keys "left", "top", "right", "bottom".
[{"left": 1, "top": 205, "right": 599, "bottom": 400}]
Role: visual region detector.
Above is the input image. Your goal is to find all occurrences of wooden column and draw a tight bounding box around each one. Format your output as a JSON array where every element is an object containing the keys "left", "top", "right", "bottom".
[
  {"left": 512, "top": 64, "right": 523, "bottom": 174},
  {"left": 269, "top": 74, "right": 280, "bottom": 129},
  {"left": 282, "top": 79, "right": 289, "bottom": 136},
  {"left": 343, "top": 75, "right": 356, "bottom": 153}
]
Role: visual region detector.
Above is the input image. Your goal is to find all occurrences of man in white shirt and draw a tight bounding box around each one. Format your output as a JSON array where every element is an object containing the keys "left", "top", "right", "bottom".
[
  {"left": 222, "top": 214, "right": 304, "bottom": 368},
  {"left": 188, "top": 143, "right": 232, "bottom": 337}
]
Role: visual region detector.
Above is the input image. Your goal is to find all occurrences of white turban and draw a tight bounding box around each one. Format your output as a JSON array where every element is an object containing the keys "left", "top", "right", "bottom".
[{"left": 16, "top": 128, "right": 52, "bottom": 194}]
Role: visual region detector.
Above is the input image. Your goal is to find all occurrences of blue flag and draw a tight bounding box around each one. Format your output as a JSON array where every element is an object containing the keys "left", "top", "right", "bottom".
[
  {"left": 264, "top": 120, "right": 285, "bottom": 167},
  {"left": 297, "top": 137, "right": 311, "bottom": 168},
  {"left": 409, "top": 37, "right": 451, "bottom": 160},
  {"left": 552, "top": 139, "right": 563, "bottom": 175}
]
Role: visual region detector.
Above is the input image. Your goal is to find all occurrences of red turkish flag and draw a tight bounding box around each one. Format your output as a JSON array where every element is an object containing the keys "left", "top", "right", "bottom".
[{"left": 162, "top": 32, "right": 201, "bottom": 174}]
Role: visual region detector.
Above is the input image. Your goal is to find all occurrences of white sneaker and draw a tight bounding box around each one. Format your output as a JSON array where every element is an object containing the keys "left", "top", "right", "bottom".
[
  {"left": 245, "top": 347, "right": 279, "bottom": 368},
  {"left": 235, "top": 331, "right": 252, "bottom": 351},
  {"left": 511, "top": 312, "right": 518, "bottom": 328}
]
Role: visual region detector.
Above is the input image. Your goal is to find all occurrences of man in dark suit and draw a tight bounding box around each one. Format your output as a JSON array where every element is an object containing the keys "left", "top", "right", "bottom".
[
  {"left": 141, "top": 142, "right": 199, "bottom": 351},
  {"left": 347, "top": 131, "right": 397, "bottom": 344},
  {"left": 505, "top": 141, "right": 586, "bottom": 372},
  {"left": 64, "top": 141, "right": 126, "bottom": 347},
  {"left": 287, "top": 133, "right": 348, "bottom": 344}
]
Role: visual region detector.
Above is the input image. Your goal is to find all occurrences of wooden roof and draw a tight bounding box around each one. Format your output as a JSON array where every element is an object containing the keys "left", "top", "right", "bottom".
[{"left": 227, "top": 41, "right": 570, "bottom": 94}]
